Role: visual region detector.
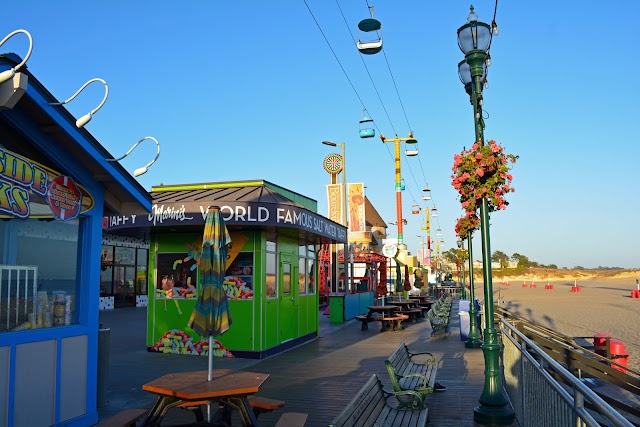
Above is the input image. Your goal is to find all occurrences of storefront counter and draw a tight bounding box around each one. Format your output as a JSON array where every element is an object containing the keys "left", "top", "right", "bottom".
[{"left": 345, "top": 291, "right": 375, "bottom": 320}]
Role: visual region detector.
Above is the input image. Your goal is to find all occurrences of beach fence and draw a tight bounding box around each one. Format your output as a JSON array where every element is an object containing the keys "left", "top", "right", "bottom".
[{"left": 501, "top": 319, "right": 634, "bottom": 427}]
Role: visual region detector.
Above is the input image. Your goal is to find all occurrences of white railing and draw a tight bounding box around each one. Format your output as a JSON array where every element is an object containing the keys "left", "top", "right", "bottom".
[
  {"left": 0, "top": 265, "right": 38, "bottom": 331},
  {"left": 500, "top": 318, "right": 634, "bottom": 427}
]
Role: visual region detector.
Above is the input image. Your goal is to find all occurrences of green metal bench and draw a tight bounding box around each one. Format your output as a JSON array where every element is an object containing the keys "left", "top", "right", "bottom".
[
  {"left": 427, "top": 308, "right": 450, "bottom": 336},
  {"left": 328, "top": 374, "right": 428, "bottom": 427},
  {"left": 385, "top": 342, "right": 437, "bottom": 395}
]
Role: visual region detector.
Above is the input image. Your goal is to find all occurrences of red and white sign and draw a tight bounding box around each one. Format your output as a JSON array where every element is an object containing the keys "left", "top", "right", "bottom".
[{"left": 47, "top": 175, "right": 82, "bottom": 220}]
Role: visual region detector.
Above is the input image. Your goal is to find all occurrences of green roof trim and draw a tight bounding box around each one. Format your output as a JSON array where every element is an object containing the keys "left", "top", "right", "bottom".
[
  {"left": 150, "top": 179, "right": 318, "bottom": 212},
  {"left": 151, "top": 180, "right": 266, "bottom": 192},
  {"left": 264, "top": 182, "right": 317, "bottom": 211}
]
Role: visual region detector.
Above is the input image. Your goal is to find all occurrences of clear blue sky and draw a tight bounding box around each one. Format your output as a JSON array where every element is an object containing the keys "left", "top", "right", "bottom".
[{"left": 2, "top": 1, "right": 638, "bottom": 269}]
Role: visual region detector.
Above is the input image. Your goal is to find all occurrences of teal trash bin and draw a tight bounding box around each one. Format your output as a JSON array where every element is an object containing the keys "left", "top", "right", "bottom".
[{"left": 329, "top": 293, "right": 345, "bottom": 323}]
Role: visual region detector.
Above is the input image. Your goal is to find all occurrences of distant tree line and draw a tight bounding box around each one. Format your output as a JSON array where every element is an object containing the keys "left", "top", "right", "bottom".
[
  {"left": 441, "top": 249, "right": 625, "bottom": 270},
  {"left": 490, "top": 251, "right": 624, "bottom": 270}
]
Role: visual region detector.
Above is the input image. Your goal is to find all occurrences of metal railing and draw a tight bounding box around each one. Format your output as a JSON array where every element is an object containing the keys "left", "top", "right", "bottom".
[
  {"left": 500, "top": 319, "right": 634, "bottom": 427},
  {"left": 0, "top": 265, "right": 38, "bottom": 331}
]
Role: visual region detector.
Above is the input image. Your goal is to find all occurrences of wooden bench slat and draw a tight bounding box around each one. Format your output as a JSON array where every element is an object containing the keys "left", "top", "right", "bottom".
[
  {"left": 329, "top": 374, "right": 426, "bottom": 427},
  {"left": 386, "top": 342, "right": 438, "bottom": 396},
  {"left": 96, "top": 409, "right": 146, "bottom": 427},
  {"left": 247, "top": 395, "right": 285, "bottom": 410},
  {"left": 274, "top": 412, "right": 307, "bottom": 427}
]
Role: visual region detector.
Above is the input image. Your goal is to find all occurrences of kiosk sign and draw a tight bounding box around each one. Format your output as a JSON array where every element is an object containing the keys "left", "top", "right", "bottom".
[
  {"left": 382, "top": 243, "right": 398, "bottom": 258},
  {"left": 0, "top": 147, "right": 94, "bottom": 220}
]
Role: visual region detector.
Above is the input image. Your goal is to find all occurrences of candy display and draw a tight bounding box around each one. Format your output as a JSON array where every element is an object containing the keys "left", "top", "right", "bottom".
[
  {"left": 223, "top": 276, "right": 254, "bottom": 300},
  {"left": 150, "top": 329, "right": 234, "bottom": 357},
  {"left": 156, "top": 287, "right": 197, "bottom": 299}
]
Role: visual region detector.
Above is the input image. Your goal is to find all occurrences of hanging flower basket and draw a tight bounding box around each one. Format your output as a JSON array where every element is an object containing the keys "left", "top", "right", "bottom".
[
  {"left": 451, "top": 140, "right": 518, "bottom": 215},
  {"left": 455, "top": 213, "right": 480, "bottom": 239}
]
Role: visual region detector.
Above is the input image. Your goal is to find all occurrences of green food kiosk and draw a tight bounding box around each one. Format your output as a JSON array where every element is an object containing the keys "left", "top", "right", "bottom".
[{"left": 105, "top": 180, "right": 347, "bottom": 359}]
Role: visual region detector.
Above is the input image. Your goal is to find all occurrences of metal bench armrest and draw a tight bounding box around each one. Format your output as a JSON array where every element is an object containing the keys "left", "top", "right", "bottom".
[
  {"left": 408, "top": 350, "right": 436, "bottom": 364},
  {"left": 387, "top": 388, "right": 426, "bottom": 410}
]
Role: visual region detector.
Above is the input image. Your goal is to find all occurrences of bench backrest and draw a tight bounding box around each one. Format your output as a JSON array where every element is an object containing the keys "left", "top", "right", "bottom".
[
  {"left": 385, "top": 343, "right": 411, "bottom": 392},
  {"left": 328, "top": 374, "right": 387, "bottom": 427}
]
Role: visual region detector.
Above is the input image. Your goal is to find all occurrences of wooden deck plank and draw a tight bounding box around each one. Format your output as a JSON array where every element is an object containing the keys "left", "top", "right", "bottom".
[
  {"left": 237, "top": 298, "right": 517, "bottom": 427},
  {"left": 153, "top": 298, "right": 517, "bottom": 427}
]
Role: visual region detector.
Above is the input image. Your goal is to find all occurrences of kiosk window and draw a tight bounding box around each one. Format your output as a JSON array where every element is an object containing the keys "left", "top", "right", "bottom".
[
  {"left": 1, "top": 218, "right": 80, "bottom": 332},
  {"left": 224, "top": 252, "right": 254, "bottom": 299}
]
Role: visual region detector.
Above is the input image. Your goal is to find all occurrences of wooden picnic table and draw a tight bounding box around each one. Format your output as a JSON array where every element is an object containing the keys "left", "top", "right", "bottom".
[
  {"left": 408, "top": 295, "right": 433, "bottom": 303},
  {"left": 141, "top": 369, "right": 269, "bottom": 426},
  {"left": 387, "top": 300, "right": 423, "bottom": 321},
  {"left": 363, "top": 305, "right": 403, "bottom": 332}
]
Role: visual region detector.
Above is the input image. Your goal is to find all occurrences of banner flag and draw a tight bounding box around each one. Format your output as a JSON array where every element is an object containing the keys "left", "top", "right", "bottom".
[
  {"left": 348, "top": 183, "right": 365, "bottom": 233},
  {"left": 326, "top": 184, "right": 343, "bottom": 225}
]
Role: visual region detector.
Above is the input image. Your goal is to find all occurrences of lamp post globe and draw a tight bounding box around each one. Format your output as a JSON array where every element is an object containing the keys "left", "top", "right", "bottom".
[{"left": 457, "top": 5, "right": 515, "bottom": 426}]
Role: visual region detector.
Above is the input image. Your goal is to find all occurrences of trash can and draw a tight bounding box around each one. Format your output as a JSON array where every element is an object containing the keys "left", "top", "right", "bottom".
[
  {"left": 97, "top": 327, "right": 110, "bottom": 407},
  {"left": 593, "top": 333, "right": 611, "bottom": 357},
  {"left": 609, "top": 339, "right": 629, "bottom": 373},
  {"left": 329, "top": 293, "right": 345, "bottom": 324},
  {"left": 459, "top": 311, "right": 470, "bottom": 341}
]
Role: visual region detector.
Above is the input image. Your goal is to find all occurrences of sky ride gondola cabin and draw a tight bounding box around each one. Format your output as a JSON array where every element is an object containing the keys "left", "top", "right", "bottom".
[
  {"left": 359, "top": 114, "right": 375, "bottom": 138},
  {"left": 405, "top": 138, "right": 418, "bottom": 156},
  {"left": 357, "top": 16, "right": 382, "bottom": 55}
]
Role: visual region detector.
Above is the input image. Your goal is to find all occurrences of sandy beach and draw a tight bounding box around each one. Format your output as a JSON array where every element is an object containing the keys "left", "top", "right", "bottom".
[{"left": 471, "top": 272, "right": 640, "bottom": 373}]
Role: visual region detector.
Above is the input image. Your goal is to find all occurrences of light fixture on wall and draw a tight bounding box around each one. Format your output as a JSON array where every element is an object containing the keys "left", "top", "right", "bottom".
[
  {"left": 49, "top": 78, "right": 109, "bottom": 128},
  {"left": 106, "top": 136, "right": 160, "bottom": 177},
  {"left": 0, "top": 29, "right": 33, "bottom": 85}
]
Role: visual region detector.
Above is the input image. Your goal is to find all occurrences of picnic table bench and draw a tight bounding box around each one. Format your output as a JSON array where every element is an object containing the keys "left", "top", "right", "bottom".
[
  {"left": 355, "top": 313, "right": 408, "bottom": 331},
  {"left": 385, "top": 342, "right": 437, "bottom": 395},
  {"left": 96, "top": 409, "right": 147, "bottom": 427},
  {"left": 398, "top": 308, "right": 423, "bottom": 322},
  {"left": 178, "top": 395, "right": 306, "bottom": 426},
  {"left": 328, "top": 374, "right": 428, "bottom": 427},
  {"left": 356, "top": 305, "right": 408, "bottom": 332},
  {"left": 179, "top": 395, "right": 286, "bottom": 420}
]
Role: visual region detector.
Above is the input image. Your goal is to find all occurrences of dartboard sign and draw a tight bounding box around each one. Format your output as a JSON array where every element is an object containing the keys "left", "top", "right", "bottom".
[{"left": 323, "top": 153, "right": 343, "bottom": 175}]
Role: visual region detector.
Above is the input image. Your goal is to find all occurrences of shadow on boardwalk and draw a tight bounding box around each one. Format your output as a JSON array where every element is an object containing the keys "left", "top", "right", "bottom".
[{"left": 99, "top": 300, "right": 514, "bottom": 426}]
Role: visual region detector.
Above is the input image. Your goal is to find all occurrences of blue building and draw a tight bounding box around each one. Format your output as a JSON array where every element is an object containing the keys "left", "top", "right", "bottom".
[{"left": 0, "top": 53, "right": 150, "bottom": 426}]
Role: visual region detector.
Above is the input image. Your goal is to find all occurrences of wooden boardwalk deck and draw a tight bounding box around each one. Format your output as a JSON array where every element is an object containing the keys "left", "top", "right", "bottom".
[
  {"left": 99, "top": 299, "right": 518, "bottom": 426},
  {"left": 245, "top": 298, "right": 515, "bottom": 427}
]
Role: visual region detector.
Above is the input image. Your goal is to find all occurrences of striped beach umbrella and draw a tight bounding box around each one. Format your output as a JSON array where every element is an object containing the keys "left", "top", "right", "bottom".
[{"left": 188, "top": 206, "right": 232, "bottom": 380}]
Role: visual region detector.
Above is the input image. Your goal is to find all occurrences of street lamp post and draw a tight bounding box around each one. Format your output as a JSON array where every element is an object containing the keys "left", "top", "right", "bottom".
[
  {"left": 465, "top": 234, "right": 483, "bottom": 348},
  {"left": 456, "top": 239, "right": 466, "bottom": 299},
  {"left": 322, "top": 141, "right": 349, "bottom": 292},
  {"left": 457, "top": 6, "right": 514, "bottom": 425}
]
